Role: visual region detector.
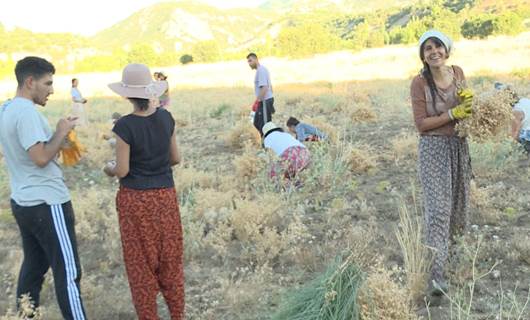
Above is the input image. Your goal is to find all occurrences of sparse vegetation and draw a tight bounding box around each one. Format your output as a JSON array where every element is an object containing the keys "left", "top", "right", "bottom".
[{"left": 1, "top": 46, "right": 529, "bottom": 320}]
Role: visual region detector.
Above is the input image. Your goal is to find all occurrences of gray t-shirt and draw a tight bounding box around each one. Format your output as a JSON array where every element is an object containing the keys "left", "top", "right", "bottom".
[
  {"left": 0, "top": 97, "right": 70, "bottom": 206},
  {"left": 254, "top": 65, "right": 274, "bottom": 101}
]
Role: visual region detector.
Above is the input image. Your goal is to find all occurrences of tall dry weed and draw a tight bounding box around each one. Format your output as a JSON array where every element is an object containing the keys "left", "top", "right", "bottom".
[
  {"left": 395, "top": 198, "right": 431, "bottom": 303},
  {"left": 390, "top": 131, "right": 418, "bottom": 163}
]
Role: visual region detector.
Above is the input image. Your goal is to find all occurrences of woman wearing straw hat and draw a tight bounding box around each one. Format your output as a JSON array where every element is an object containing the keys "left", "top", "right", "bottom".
[
  {"left": 262, "top": 122, "right": 311, "bottom": 184},
  {"left": 103, "top": 63, "right": 184, "bottom": 319},
  {"left": 410, "top": 30, "right": 474, "bottom": 299}
]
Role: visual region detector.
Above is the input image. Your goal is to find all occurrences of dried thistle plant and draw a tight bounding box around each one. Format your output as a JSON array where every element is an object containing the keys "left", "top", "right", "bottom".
[
  {"left": 344, "top": 144, "right": 377, "bottom": 174},
  {"left": 456, "top": 90, "right": 517, "bottom": 141},
  {"left": 351, "top": 106, "right": 378, "bottom": 123},
  {"left": 225, "top": 121, "right": 261, "bottom": 149}
]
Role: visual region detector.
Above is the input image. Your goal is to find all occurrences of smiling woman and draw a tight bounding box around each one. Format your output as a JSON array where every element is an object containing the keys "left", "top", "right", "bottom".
[{"left": 410, "top": 29, "right": 474, "bottom": 302}]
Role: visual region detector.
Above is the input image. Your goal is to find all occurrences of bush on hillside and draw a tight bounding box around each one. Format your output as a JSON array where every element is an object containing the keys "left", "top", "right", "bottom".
[
  {"left": 127, "top": 43, "right": 157, "bottom": 65},
  {"left": 192, "top": 40, "right": 222, "bottom": 63},
  {"left": 180, "top": 54, "right": 193, "bottom": 65},
  {"left": 275, "top": 22, "right": 342, "bottom": 58},
  {"left": 462, "top": 12, "right": 524, "bottom": 39}
]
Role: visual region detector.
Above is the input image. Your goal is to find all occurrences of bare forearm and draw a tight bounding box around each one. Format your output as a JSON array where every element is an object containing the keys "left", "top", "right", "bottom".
[
  {"left": 170, "top": 137, "right": 181, "bottom": 166},
  {"left": 416, "top": 112, "right": 452, "bottom": 133},
  {"left": 46, "top": 131, "right": 68, "bottom": 157},
  {"left": 512, "top": 125, "right": 522, "bottom": 141},
  {"left": 258, "top": 86, "right": 268, "bottom": 101},
  {"left": 30, "top": 131, "right": 68, "bottom": 167}
]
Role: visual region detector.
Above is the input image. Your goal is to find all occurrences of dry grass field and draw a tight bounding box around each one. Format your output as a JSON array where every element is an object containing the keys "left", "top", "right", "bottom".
[{"left": 1, "top": 34, "right": 530, "bottom": 319}]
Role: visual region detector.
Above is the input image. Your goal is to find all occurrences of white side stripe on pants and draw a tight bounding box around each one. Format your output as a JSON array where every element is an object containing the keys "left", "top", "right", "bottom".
[{"left": 51, "top": 205, "right": 85, "bottom": 320}]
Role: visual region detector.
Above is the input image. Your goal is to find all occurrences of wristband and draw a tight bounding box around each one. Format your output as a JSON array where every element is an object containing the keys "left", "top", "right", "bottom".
[{"left": 448, "top": 109, "right": 454, "bottom": 121}]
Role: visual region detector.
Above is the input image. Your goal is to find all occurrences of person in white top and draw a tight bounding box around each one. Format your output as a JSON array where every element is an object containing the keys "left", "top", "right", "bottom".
[
  {"left": 262, "top": 122, "right": 310, "bottom": 181},
  {"left": 495, "top": 82, "right": 530, "bottom": 155},
  {"left": 71, "top": 78, "right": 88, "bottom": 126}
]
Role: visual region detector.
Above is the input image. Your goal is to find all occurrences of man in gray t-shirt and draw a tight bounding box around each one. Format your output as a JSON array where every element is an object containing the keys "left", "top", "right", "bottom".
[
  {"left": 247, "top": 52, "right": 275, "bottom": 136},
  {"left": 0, "top": 56, "right": 86, "bottom": 319}
]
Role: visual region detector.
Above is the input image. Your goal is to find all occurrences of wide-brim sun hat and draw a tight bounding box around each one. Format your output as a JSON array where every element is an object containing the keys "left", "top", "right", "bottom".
[
  {"left": 262, "top": 122, "right": 280, "bottom": 136},
  {"left": 418, "top": 30, "right": 453, "bottom": 58},
  {"left": 108, "top": 63, "right": 168, "bottom": 99}
]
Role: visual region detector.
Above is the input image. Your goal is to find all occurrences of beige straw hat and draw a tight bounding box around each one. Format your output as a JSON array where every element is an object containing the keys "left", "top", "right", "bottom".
[
  {"left": 262, "top": 122, "right": 280, "bottom": 136},
  {"left": 108, "top": 63, "right": 168, "bottom": 99}
]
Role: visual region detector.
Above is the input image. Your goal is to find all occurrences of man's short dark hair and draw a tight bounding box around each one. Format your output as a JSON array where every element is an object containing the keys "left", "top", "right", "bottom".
[
  {"left": 15, "top": 56, "right": 55, "bottom": 87},
  {"left": 246, "top": 53, "right": 258, "bottom": 59},
  {"left": 286, "top": 117, "right": 300, "bottom": 127}
]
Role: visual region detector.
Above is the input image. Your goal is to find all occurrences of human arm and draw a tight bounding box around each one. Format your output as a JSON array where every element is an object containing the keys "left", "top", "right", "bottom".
[
  {"left": 103, "top": 134, "right": 130, "bottom": 178},
  {"left": 411, "top": 77, "right": 455, "bottom": 133},
  {"left": 27, "top": 117, "right": 77, "bottom": 168},
  {"left": 71, "top": 89, "right": 87, "bottom": 103},
  {"left": 256, "top": 68, "right": 270, "bottom": 101},
  {"left": 258, "top": 86, "right": 268, "bottom": 102},
  {"left": 512, "top": 110, "right": 524, "bottom": 141},
  {"left": 169, "top": 128, "right": 181, "bottom": 166}
]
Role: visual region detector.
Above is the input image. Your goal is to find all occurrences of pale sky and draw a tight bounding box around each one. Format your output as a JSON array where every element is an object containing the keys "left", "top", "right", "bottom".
[{"left": 0, "top": 0, "right": 268, "bottom": 36}]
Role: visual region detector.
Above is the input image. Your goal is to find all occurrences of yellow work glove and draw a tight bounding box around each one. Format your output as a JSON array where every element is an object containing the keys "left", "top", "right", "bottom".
[
  {"left": 448, "top": 99, "right": 472, "bottom": 120},
  {"left": 457, "top": 87, "right": 474, "bottom": 103}
]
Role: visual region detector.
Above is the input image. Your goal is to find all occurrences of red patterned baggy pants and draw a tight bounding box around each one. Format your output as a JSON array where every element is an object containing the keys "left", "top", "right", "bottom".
[
  {"left": 269, "top": 146, "right": 311, "bottom": 180},
  {"left": 116, "top": 187, "right": 185, "bottom": 320}
]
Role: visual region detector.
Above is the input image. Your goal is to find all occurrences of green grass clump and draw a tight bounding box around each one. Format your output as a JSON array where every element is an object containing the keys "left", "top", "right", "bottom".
[{"left": 272, "top": 254, "right": 364, "bottom": 320}]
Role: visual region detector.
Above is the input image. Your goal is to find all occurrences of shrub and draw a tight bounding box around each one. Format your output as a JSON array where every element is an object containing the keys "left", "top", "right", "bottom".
[
  {"left": 358, "top": 267, "right": 417, "bottom": 320},
  {"left": 344, "top": 145, "right": 377, "bottom": 174},
  {"left": 225, "top": 122, "right": 261, "bottom": 150},
  {"left": 275, "top": 22, "right": 342, "bottom": 58},
  {"left": 192, "top": 40, "right": 222, "bottom": 63},
  {"left": 179, "top": 54, "right": 193, "bottom": 65}
]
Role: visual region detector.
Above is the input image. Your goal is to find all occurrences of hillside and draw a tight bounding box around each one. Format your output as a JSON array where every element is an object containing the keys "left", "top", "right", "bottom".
[
  {"left": 91, "top": 1, "right": 276, "bottom": 52},
  {"left": 260, "top": 0, "right": 415, "bottom": 14},
  {"left": 0, "top": 0, "right": 529, "bottom": 77}
]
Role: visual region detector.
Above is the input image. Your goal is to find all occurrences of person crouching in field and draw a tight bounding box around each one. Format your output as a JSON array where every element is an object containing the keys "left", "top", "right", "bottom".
[
  {"left": 103, "top": 63, "right": 184, "bottom": 320},
  {"left": 262, "top": 122, "right": 310, "bottom": 185},
  {"left": 286, "top": 117, "right": 327, "bottom": 142},
  {"left": 495, "top": 82, "right": 530, "bottom": 159},
  {"left": 411, "top": 30, "right": 474, "bottom": 300}
]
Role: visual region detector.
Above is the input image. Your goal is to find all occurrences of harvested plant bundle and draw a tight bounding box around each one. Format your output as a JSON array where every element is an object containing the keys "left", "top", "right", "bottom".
[
  {"left": 61, "top": 130, "right": 85, "bottom": 166},
  {"left": 456, "top": 89, "right": 517, "bottom": 141},
  {"left": 272, "top": 254, "right": 364, "bottom": 320}
]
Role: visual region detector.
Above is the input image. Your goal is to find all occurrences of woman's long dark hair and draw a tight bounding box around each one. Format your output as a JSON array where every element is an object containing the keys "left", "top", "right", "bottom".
[
  {"left": 419, "top": 37, "right": 448, "bottom": 115},
  {"left": 128, "top": 98, "right": 150, "bottom": 111}
]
